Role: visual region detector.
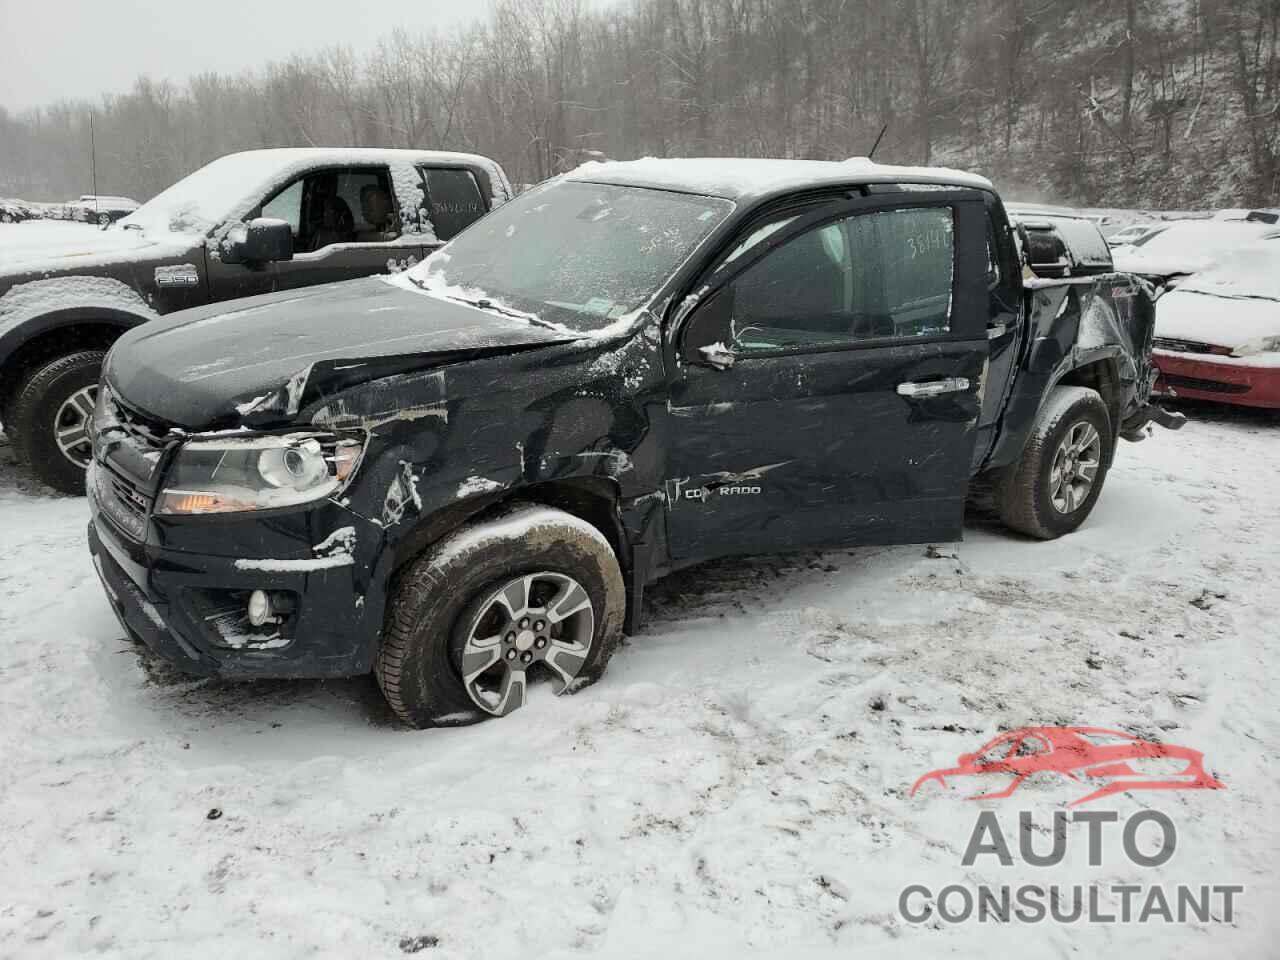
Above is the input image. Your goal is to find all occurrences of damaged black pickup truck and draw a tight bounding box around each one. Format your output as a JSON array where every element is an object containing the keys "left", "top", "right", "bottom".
[{"left": 87, "top": 158, "right": 1180, "bottom": 727}]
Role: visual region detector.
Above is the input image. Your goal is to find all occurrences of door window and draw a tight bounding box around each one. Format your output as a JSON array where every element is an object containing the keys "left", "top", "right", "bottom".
[
  {"left": 724, "top": 206, "right": 956, "bottom": 353},
  {"left": 256, "top": 167, "right": 399, "bottom": 254},
  {"left": 416, "top": 166, "right": 487, "bottom": 241},
  {"left": 261, "top": 179, "right": 303, "bottom": 235}
]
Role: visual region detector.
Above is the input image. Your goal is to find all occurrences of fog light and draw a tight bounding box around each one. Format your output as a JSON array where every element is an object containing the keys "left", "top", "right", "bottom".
[{"left": 247, "top": 589, "right": 272, "bottom": 627}]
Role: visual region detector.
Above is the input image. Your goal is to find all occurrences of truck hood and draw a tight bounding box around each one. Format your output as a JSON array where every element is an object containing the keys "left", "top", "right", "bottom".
[
  {"left": 0, "top": 222, "right": 195, "bottom": 278},
  {"left": 105, "top": 275, "right": 578, "bottom": 430}
]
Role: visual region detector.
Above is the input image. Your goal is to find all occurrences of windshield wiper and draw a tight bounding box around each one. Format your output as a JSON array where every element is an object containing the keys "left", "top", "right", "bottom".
[{"left": 444, "top": 293, "right": 567, "bottom": 331}]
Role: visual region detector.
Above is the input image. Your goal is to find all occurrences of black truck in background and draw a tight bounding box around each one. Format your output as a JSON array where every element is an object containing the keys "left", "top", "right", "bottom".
[
  {"left": 86, "top": 157, "right": 1181, "bottom": 729},
  {"left": 0, "top": 148, "right": 514, "bottom": 492}
]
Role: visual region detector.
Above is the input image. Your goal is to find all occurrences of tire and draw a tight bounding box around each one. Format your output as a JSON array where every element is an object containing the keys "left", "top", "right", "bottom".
[
  {"left": 994, "top": 385, "right": 1113, "bottom": 540},
  {"left": 376, "top": 503, "right": 626, "bottom": 728},
  {"left": 97, "top": 213, "right": 111, "bottom": 226},
  {"left": 10, "top": 350, "right": 107, "bottom": 495}
]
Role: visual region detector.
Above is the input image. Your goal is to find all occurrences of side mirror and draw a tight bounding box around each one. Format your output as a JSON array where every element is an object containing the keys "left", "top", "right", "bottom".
[
  {"left": 682, "top": 285, "right": 737, "bottom": 368},
  {"left": 221, "top": 217, "right": 293, "bottom": 265},
  {"left": 698, "top": 342, "right": 736, "bottom": 370}
]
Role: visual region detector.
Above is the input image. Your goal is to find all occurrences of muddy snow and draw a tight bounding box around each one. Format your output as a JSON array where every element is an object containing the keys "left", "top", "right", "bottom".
[{"left": 0, "top": 404, "right": 1276, "bottom": 959}]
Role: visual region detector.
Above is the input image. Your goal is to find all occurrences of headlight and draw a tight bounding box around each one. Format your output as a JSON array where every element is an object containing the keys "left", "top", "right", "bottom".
[
  {"left": 1231, "top": 335, "right": 1280, "bottom": 358},
  {"left": 156, "top": 432, "right": 363, "bottom": 515}
]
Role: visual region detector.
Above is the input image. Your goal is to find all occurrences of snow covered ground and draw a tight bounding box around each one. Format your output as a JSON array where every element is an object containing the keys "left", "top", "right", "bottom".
[{"left": 1, "top": 404, "right": 1278, "bottom": 959}]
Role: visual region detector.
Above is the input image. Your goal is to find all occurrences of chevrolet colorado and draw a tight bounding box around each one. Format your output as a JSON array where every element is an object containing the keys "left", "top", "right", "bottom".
[{"left": 86, "top": 157, "right": 1180, "bottom": 728}]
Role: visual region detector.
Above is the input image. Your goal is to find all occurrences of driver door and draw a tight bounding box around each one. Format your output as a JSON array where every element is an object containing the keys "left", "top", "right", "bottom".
[{"left": 664, "top": 192, "right": 990, "bottom": 563}]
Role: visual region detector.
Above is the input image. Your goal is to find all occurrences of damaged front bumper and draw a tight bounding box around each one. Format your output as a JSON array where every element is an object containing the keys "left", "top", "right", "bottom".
[{"left": 87, "top": 463, "right": 388, "bottom": 679}]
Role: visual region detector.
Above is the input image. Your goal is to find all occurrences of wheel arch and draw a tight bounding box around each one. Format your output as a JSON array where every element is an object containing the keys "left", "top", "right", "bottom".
[
  {"left": 1055, "top": 355, "right": 1122, "bottom": 440},
  {"left": 0, "top": 309, "right": 142, "bottom": 416},
  {"left": 388, "top": 475, "right": 631, "bottom": 599}
]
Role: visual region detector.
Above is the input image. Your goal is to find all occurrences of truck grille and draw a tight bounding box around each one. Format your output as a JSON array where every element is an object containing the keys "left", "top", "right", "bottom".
[
  {"left": 91, "top": 389, "right": 173, "bottom": 540},
  {"left": 1159, "top": 373, "right": 1251, "bottom": 395},
  {"left": 1152, "top": 337, "right": 1232, "bottom": 356}
]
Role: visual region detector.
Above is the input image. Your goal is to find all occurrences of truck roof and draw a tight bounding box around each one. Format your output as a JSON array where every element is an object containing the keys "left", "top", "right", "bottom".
[
  {"left": 216, "top": 147, "right": 501, "bottom": 166},
  {"left": 565, "top": 156, "right": 993, "bottom": 201}
]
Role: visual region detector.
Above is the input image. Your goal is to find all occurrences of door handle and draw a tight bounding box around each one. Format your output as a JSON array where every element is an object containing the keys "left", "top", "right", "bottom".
[{"left": 897, "top": 377, "right": 970, "bottom": 398}]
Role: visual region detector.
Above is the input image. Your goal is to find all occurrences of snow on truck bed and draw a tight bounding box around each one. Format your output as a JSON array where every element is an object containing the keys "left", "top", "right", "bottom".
[{"left": 0, "top": 407, "right": 1276, "bottom": 959}]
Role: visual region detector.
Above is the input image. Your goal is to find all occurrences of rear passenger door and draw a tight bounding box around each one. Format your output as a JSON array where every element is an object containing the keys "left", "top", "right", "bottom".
[
  {"left": 409, "top": 164, "right": 491, "bottom": 245},
  {"left": 665, "top": 193, "right": 991, "bottom": 563}
]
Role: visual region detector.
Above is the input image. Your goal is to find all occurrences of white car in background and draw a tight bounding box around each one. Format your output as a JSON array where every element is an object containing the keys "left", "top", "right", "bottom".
[
  {"left": 1105, "top": 222, "right": 1164, "bottom": 247},
  {"left": 70, "top": 195, "right": 141, "bottom": 225},
  {"left": 1113, "top": 220, "right": 1280, "bottom": 281}
]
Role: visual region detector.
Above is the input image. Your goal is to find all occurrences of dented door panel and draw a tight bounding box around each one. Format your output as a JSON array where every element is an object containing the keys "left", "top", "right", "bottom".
[{"left": 664, "top": 340, "right": 987, "bottom": 561}]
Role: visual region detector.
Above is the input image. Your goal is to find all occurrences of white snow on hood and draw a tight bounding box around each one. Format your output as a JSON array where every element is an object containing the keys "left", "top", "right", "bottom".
[
  {"left": 0, "top": 220, "right": 194, "bottom": 273},
  {"left": 1155, "top": 246, "right": 1280, "bottom": 364},
  {"left": 1113, "top": 221, "right": 1280, "bottom": 277}
]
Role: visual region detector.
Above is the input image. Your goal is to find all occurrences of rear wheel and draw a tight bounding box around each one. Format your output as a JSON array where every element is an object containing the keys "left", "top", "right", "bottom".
[
  {"left": 376, "top": 504, "right": 626, "bottom": 728},
  {"left": 10, "top": 350, "right": 106, "bottom": 495},
  {"left": 994, "top": 385, "right": 1113, "bottom": 539}
]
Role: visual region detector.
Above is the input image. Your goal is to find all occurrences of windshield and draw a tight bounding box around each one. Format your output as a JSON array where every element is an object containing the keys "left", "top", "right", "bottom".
[
  {"left": 403, "top": 180, "right": 734, "bottom": 333},
  {"left": 119, "top": 152, "right": 289, "bottom": 235}
]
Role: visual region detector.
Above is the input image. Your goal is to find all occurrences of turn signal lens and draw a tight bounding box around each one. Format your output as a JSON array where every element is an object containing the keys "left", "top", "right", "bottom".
[{"left": 156, "top": 491, "right": 257, "bottom": 515}]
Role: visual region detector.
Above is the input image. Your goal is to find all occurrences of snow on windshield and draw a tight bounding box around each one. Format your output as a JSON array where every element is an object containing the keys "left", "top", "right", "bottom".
[
  {"left": 1178, "top": 245, "right": 1280, "bottom": 301},
  {"left": 402, "top": 181, "right": 734, "bottom": 334},
  {"left": 118, "top": 152, "right": 298, "bottom": 236}
]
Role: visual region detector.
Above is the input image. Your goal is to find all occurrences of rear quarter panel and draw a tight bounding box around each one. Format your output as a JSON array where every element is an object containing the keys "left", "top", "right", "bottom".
[{"left": 984, "top": 275, "right": 1155, "bottom": 471}]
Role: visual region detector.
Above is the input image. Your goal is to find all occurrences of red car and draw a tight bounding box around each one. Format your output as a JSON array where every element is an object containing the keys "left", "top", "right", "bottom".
[
  {"left": 911, "top": 726, "right": 1225, "bottom": 806},
  {"left": 1150, "top": 246, "right": 1280, "bottom": 409}
]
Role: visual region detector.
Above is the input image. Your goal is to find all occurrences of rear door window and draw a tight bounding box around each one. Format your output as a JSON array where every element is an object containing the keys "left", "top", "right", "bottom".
[{"left": 417, "top": 166, "right": 487, "bottom": 241}]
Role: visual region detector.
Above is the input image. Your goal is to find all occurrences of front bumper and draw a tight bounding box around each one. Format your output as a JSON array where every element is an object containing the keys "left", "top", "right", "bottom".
[
  {"left": 87, "top": 461, "right": 389, "bottom": 680},
  {"left": 1153, "top": 351, "right": 1280, "bottom": 409}
]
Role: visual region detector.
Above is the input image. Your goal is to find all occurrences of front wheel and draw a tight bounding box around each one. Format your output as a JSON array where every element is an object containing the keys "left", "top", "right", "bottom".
[
  {"left": 9, "top": 350, "right": 107, "bottom": 495},
  {"left": 376, "top": 504, "right": 626, "bottom": 728},
  {"left": 994, "top": 385, "right": 1113, "bottom": 539}
]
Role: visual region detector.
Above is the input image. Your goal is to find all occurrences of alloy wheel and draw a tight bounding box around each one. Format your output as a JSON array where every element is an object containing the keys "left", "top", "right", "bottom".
[
  {"left": 54, "top": 385, "right": 97, "bottom": 469},
  {"left": 1049, "top": 420, "right": 1101, "bottom": 514},
  {"left": 458, "top": 572, "right": 595, "bottom": 716}
]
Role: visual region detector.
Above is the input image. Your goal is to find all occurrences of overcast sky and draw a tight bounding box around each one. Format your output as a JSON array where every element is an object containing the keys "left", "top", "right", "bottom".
[{"left": 0, "top": 0, "right": 520, "bottom": 112}]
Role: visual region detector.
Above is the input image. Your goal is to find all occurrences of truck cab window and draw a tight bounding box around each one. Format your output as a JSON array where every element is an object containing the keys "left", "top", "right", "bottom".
[
  {"left": 417, "top": 166, "right": 486, "bottom": 241},
  {"left": 260, "top": 180, "right": 303, "bottom": 236},
  {"left": 257, "top": 167, "right": 398, "bottom": 254},
  {"left": 724, "top": 206, "right": 955, "bottom": 353}
]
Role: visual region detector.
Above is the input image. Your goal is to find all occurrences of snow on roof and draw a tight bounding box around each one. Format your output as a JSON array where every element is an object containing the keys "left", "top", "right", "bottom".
[
  {"left": 564, "top": 156, "right": 993, "bottom": 199},
  {"left": 121, "top": 148, "right": 512, "bottom": 237}
]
